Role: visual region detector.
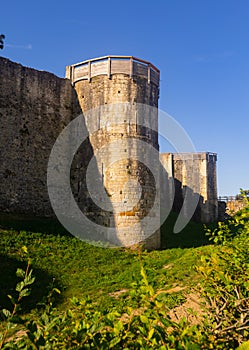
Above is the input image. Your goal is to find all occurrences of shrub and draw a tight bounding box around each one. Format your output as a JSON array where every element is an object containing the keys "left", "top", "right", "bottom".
[
  {"left": 1, "top": 195, "right": 249, "bottom": 349},
  {"left": 197, "top": 202, "right": 249, "bottom": 349}
]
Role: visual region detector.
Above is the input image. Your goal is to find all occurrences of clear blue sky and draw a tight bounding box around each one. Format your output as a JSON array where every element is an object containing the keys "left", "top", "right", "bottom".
[{"left": 1, "top": 0, "right": 248, "bottom": 196}]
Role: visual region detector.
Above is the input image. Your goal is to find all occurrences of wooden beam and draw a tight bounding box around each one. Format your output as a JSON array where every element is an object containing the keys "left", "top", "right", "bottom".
[
  {"left": 130, "top": 57, "right": 133, "bottom": 78},
  {"left": 108, "top": 57, "right": 111, "bottom": 79},
  {"left": 148, "top": 65, "right": 151, "bottom": 84},
  {"left": 88, "top": 61, "right": 91, "bottom": 82}
]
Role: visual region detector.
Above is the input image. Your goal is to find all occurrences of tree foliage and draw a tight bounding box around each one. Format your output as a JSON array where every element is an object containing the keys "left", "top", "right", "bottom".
[{"left": 0, "top": 34, "right": 5, "bottom": 50}]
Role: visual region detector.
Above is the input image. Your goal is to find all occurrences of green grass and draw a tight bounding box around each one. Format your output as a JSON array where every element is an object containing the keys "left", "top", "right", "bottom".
[
  {"left": 0, "top": 212, "right": 215, "bottom": 316},
  {"left": 1, "top": 207, "right": 248, "bottom": 349}
]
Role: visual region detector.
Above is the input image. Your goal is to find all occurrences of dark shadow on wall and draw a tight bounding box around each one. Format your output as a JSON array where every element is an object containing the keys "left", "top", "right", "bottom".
[
  {"left": 71, "top": 133, "right": 117, "bottom": 234},
  {"left": 172, "top": 178, "right": 203, "bottom": 222},
  {"left": 160, "top": 176, "right": 216, "bottom": 249},
  {"left": 173, "top": 178, "right": 218, "bottom": 224},
  {"left": 160, "top": 211, "right": 213, "bottom": 249},
  {"left": 218, "top": 200, "right": 228, "bottom": 221},
  {"left": 0, "top": 57, "right": 119, "bottom": 246},
  {"left": 159, "top": 152, "right": 219, "bottom": 243},
  {"left": 0, "top": 212, "right": 70, "bottom": 235}
]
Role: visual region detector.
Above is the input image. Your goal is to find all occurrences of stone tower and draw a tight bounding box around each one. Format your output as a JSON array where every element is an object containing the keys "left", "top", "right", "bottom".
[
  {"left": 160, "top": 152, "right": 218, "bottom": 223},
  {"left": 66, "top": 56, "right": 161, "bottom": 249}
]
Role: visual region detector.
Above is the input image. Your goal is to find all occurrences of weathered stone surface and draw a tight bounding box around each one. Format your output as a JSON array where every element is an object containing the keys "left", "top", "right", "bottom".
[
  {"left": 160, "top": 152, "right": 218, "bottom": 223},
  {"left": 0, "top": 57, "right": 81, "bottom": 216},
  {"left": 0, "top": 56, "right": 161, "bottom": 249},
  {"left": 0, "top": 55, "right": 219, "bottom": 249},
  {"left": 225, "top": 199, "right": 247, "bottom": 215},
  {"left": 72, "top": 71, "right": 161, "bottom": 249}
]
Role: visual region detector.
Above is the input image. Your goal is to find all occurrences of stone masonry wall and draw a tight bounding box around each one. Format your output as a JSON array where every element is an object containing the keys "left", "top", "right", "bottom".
[
  {"left": 0, "top": 57, "right": 82, "bottom": 216},
  {"left": 160, "top": 153, "right": 218, "bottom": 223},
  {"left": 0, "top": 56, "right": 219, "bottom": 248},
  {"left": 205, "top": 153, "right": 218, "bottom": 222},
  {"left": 0, "top": 57, "right": 161, "bottom": 248},
  {"left": 73, "top": 74, "right": 161, "bottom": 248}
]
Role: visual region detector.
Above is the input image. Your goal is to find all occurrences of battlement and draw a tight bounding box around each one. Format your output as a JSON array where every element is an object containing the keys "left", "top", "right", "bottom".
[{"left": 66, "top": 55, "right": 160, "bottom": 86}]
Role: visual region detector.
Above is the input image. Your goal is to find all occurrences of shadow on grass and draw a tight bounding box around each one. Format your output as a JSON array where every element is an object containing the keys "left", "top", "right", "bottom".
[
  {"left": 0, "top": 211, "right": 216, "bottom": 250},
  {"left": 0, "top": 212, "right": 70, "bottom": 236},
  {"left": 161, "top": 211, "right": 216, "bottom": 249},
  {"left": 0, "top": 254, "right": 62, "bottom": 317}
]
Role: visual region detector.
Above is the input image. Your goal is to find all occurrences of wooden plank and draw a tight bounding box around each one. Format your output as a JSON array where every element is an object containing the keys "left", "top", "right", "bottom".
[
  {"left": 91, "top": 60, "right": 108, "bottom": 76},
  {"left": 133, "top": 56, "right": 159, "bottom": 72},
  {"left": 108, "top": 57, "right": 111, "bottom": 79},
  {"left": 74, "top": 64, "right": 88, "bottom": 75},
  {"left": 130, "top": 58, "right": 133, "bottom": 77},
  {"left": 73, "top": 65, "right": 88, "bottom": 81},
  {"left": 72, "top": 55, "right": 131, "bottom": 68},
  {"left": 72, "top": 55, "right": 110, "bottom": 67},
  {"left": 71, "top": 67, "right": 74, "bottom": 81},
  {"left": 150, "top": 69, "right": 160, "bottom": 85},
  {"left": 88, "top": 62, "right": 91, "bottom": 82},
  {"left": 111, "top": 60, "right": 130, "bottom": 75},
  {"left": 133, "top": 62, "right": 147, "bottom": 77},
  {"left": 148, "top": 66, "right": 151, "bottom": 84}
]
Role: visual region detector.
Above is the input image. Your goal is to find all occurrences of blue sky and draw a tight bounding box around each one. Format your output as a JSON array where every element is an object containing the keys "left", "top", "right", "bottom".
[{"left": 1, "top": 0, "right": 248, "bottom": 196}]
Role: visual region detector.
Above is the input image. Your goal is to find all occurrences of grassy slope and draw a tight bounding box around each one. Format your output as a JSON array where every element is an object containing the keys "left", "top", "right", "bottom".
[{"left": 0, "top": 212, "right": 215, "bottom": 315}]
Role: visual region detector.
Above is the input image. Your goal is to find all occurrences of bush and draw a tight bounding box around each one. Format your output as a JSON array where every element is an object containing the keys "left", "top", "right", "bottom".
[
  {"left": 1, "top": 197, "right": 249, "bottom": 349},
  {"left": 197, "top": 202, "right": 249, "bottom": 349},
  {"left": 0, "top": 260, "right": 208, "bottom": 349}
]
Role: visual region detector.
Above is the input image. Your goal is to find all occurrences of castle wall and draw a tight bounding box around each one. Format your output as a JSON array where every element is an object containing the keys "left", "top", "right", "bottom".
[
  {"left": 0, "top": 57, "right": 81, "bottom": 216},
  {"left": 160, "top": 152, "right": 218, "bottom": 223},
  {"left": 0, "top": 55, "right": 219, "bottom": 248},
  {"left": 0, "top": 56, "right": 161, "bottom": 248},
  {"left": 205, "top": 153, "right": 218, "bottom": 222},
  {"left": 225, "top": 199, "right": 246, "bottom": 215}
]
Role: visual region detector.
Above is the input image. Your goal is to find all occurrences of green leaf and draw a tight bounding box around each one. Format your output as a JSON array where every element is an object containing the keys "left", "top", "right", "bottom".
[
  {"left": 21, "top": 245, "right": 28, "bottom": 254},
  {"left": 140, "top": 315, "right": 149, "bottom": 324},
  {"left": 109, "top": 336, "right": 121, "bottom": 348},
  {"left": 16, "top": 281, "right": 25, "bottom": 292},
  {"left": 148, "top": 328, "right": 154, "bottom": 340},
  {"left": 16, "top": 268, "right": 25, "bottom": 278},
  {"left": 236, "top": 341, "right": 249, "bottom": 350},
  {"left": 24, "top": 275, "right": 36, "bottom": 286},
  {"left": 19, "top": 288, "right": 31, "bottom": 298},
  {"left": 114, "top": 320, "right": 123, "bottom": 332},
  {"left": 2, "top": 308, "right": 11, "bottom": 318},
  {"left": 52, "top": 288, "right": 61, "bottom": 294}
]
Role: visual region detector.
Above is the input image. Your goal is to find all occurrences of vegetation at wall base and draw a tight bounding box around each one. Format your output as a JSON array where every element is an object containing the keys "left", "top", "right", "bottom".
[{"left": 0, "top": 196, "right": 248, "bottom": 348}]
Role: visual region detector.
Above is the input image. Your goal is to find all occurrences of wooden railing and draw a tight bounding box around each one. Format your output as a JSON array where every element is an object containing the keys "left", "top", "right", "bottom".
[
  {"left": 218, "top": 196, "right": 243, "bottom": 202},
  {"left": 66, "top": 55, "right": 160, "bottom": 86}
]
